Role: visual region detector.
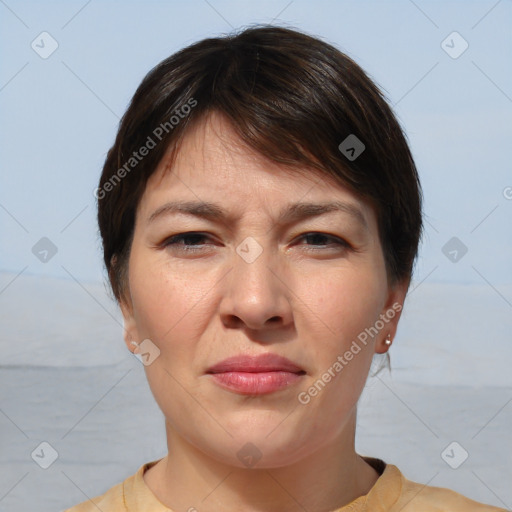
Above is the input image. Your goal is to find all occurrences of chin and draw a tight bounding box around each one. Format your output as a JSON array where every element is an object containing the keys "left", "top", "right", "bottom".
[{"left": 210, "top": 420, "right": 320, "bottom": 468}]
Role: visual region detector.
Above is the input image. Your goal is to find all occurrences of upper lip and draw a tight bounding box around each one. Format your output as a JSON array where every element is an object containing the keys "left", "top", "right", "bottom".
[{"left": 207, "top": 353, "right": 305, "bottom": 374}]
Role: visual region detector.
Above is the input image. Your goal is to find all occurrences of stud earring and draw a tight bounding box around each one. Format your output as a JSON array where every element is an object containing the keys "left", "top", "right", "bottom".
[
  {"left": 385, "top": 334, "right": 392, "bottom": 346},
  {"left": 130, "top": 341, "right": 140, "bottom": 353}
]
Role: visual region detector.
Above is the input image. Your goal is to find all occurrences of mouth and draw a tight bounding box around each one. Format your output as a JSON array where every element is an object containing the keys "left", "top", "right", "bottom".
[{"left": 206, "top": 353, "right": 306, "bottom": 395}]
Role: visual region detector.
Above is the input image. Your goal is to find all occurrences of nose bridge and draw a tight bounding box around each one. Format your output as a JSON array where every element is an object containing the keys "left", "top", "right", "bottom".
[
  {"left": 221, "top": 234, "right": 289, "bottom": 328},
  {"left": 233, "top": 235, "right": 280, "bottom": 297}
]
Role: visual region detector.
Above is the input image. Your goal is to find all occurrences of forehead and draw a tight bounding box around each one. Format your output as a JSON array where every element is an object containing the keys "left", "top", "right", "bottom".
[{"left": 138, "top": 112, "right": 374, "bottom": 225}]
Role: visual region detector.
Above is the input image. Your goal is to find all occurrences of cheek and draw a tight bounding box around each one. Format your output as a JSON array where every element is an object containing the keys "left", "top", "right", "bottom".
[
  {"left": 291, "top": 270, "right": 384, "bottom": 436},
  {"left": 300, "top": 265, "right": 386, "bottom": 354},
  {"left": 128, "top": 253, "right": 211, "bottom": 416},
  {"left": 128, "top": 250, "right": 207, "bottom": 342}
]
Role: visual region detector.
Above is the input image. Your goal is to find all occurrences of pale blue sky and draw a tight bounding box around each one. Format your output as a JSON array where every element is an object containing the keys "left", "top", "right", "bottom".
[{"left": 1, "top": 0, "right": 511, "bottom": 289}]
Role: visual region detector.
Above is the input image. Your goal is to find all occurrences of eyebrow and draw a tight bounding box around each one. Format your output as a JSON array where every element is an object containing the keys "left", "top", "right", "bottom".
[{"left": 147, "top": 200, "right": 368, "bottom": 229}]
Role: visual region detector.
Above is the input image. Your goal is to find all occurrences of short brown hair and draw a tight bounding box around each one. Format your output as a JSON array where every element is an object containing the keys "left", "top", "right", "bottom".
[{"left": 97, "top": 25, "right": 423, "bottom": 304}]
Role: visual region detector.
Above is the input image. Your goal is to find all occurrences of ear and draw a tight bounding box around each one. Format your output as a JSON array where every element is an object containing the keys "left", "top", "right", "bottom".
[
  {"left": 111, "top": 253, "right": 140, "bottom": 354},
  {"left": 119, "top": 291, "right": 140, "bottom": 354},
  {"left": 374, "top": 278, "right": 409, "bottom": 354}
]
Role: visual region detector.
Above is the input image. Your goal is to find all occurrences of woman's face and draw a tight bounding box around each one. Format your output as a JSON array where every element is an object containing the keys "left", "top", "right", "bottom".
[{"left": 121, "top": 112, "right": 406, "bottom": 468}]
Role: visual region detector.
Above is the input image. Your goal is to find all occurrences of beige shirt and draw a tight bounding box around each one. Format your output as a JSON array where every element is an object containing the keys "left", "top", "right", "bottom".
[{"left": 64, "top": 457, "right": 507, "bottom": 511}]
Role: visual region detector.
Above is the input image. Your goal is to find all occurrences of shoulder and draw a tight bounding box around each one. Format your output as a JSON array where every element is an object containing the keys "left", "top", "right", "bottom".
[
  {"left": 63, "top": 480, "right": 125, "bottom": 511},
  {"left": 389, "top": 465, "right": 508, "bottom": 512},
  {"left": 62, "top": 459, "right": 165, "bottom": 511},
  {"left": 63, "top": 482, "right": 123, "bottom": 511}
]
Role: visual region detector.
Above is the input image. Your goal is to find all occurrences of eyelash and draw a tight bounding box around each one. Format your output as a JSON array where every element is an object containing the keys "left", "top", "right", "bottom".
[{"left": 161, "top": 232, "right": 351, "bottom": 253}]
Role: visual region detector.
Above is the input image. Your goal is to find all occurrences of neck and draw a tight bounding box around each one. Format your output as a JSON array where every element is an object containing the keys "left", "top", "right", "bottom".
[{"left": 144, "top": 412, "right": 380, "bottom": 512}]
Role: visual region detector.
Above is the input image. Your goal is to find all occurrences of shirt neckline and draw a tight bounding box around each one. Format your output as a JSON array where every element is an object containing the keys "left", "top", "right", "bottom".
[{"left": 124, "top": 456, "right": 402, "bottom": 512}]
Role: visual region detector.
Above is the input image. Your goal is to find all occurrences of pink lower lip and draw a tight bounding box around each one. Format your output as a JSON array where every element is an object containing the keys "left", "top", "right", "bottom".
[{"left": 209, "top": 371, "right": 304, "bottom": 395}]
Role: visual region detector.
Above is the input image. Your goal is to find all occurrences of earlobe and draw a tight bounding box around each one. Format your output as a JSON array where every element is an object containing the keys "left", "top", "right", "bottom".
[{"left": 375, "top": 333, "right": 394, "bottom": 354}]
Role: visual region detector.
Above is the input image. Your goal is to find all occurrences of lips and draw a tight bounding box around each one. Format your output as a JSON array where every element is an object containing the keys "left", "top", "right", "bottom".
[
  {"left": 206, "top": 353, "right": 305, "bottom": 395},
  {"left": 207, "top": 353, "right": 304, "bottom": 374}
]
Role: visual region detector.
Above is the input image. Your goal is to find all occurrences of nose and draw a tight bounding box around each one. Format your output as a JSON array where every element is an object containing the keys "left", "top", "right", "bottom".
[{"left": 219, "top": 240, "right": 293, "bottom": 333}]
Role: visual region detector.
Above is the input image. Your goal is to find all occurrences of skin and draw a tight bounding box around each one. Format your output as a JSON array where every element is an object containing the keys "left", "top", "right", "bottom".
[{"left": 120, "top": 111, "right": 408, "bottom": 512}]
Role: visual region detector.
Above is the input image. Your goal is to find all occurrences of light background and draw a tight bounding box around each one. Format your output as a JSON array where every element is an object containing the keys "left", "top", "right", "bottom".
[{"left": 0, "top": 1, "right": 511, "bottom": 511}]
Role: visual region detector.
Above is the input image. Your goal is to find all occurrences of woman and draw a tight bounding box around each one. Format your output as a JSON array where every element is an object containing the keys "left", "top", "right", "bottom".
[{"left": 66, "top": 25, "right": 506, "bottom": 511}]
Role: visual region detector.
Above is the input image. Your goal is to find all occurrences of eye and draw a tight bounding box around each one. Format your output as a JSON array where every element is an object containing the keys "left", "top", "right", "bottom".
[
  {"left": 160, "top": 231, "right": 351, "bottom": 254},
  {"left": 297, "top": 232, "right": 351, "bottom": 250},
  {"left": 161, "top": 232, "right": 214, "bottom": 252}
]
